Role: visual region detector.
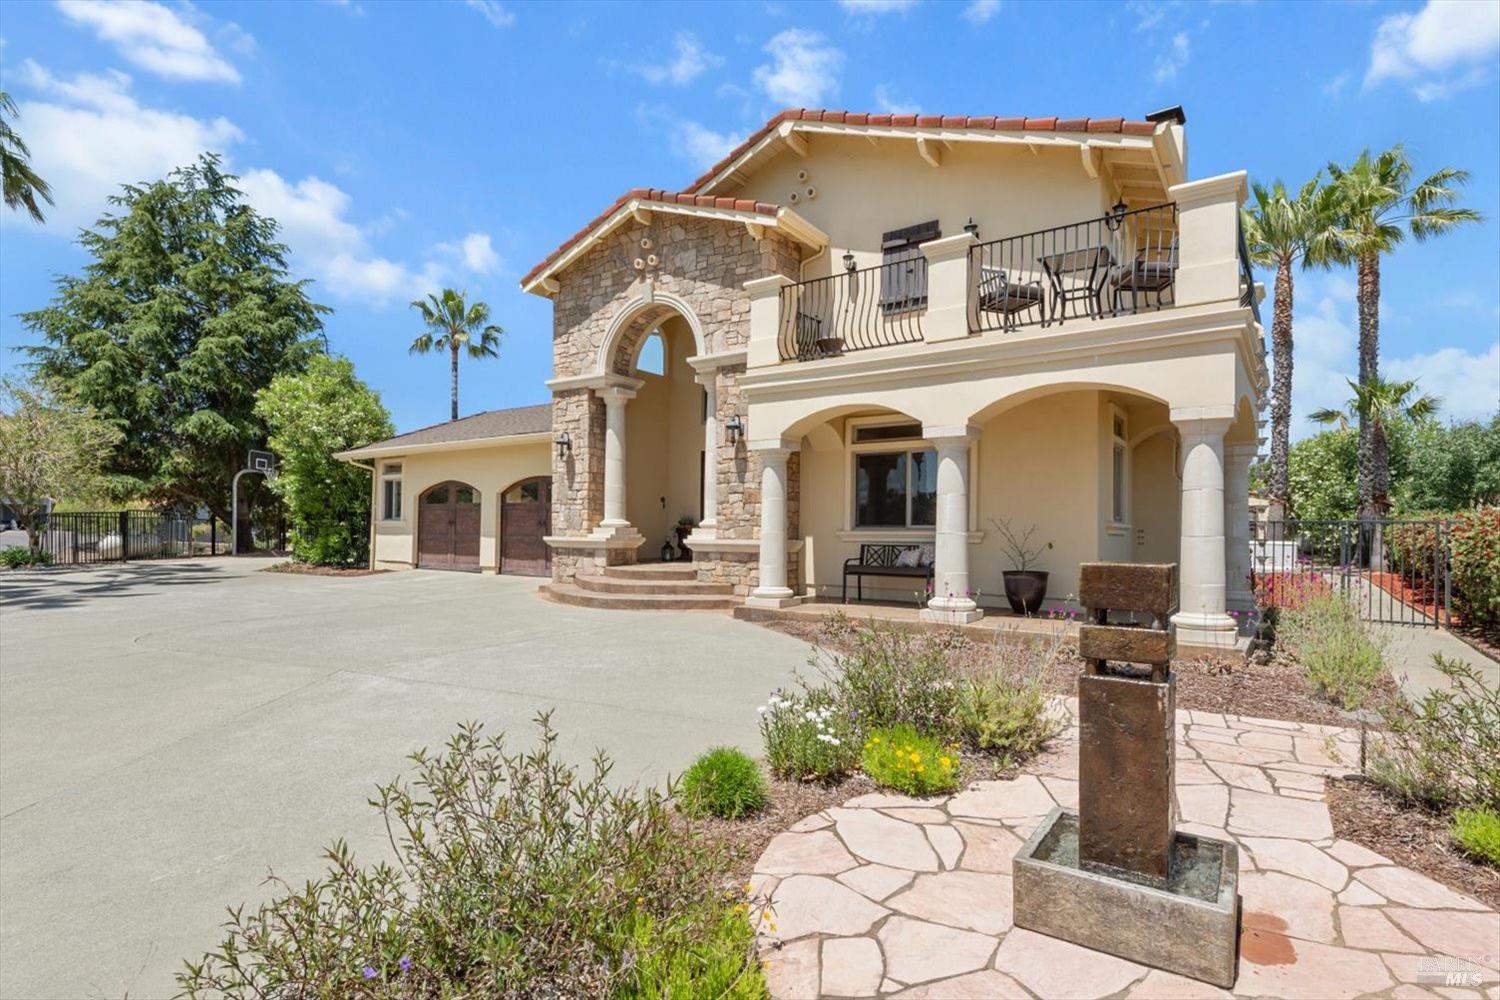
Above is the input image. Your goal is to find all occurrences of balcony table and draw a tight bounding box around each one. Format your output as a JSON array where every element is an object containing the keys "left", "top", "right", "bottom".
[{"left": 1038, "top": 245, "right": 1115, "bottom": 324}]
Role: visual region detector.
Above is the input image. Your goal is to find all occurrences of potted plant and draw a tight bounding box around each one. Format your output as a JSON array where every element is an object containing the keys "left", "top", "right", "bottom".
[
  {"left": 675, "top": 515, "right": 696, "bottom": 559},
  {"left": 988, "top": 517, "right": 1053, "bottom": 615}
]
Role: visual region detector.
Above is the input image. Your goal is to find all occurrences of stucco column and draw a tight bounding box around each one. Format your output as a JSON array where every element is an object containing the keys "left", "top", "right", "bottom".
[
  {"left": 1171, "top": 413, "right": 1238, "bottom": 650},
  {"left": 696, "top": 372, "right": 718, "bottom": 534},
  {"left": 598, "top": 385, "right": 635, "bottom": 531},
  {"left": 1224, "top": 443, "right": 1257, "bottom": 612},
  {"left": 745, "top": 440, "right": 799, "bottom": 608},
  {"left": 920, "top": 426, "right": 983, "bottom": 624}
]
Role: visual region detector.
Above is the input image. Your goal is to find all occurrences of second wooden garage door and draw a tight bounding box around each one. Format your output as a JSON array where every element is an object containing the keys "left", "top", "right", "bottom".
[
  {"left": 417, "top": 481, "right": 481, "bottom": 571},
  {"left": 501, "top": 476, "right": 551, "bottom": 576}
]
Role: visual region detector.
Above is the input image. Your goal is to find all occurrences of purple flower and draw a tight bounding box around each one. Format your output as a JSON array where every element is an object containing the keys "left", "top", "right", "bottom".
[
  {"left": 363, "top": 965, "right": 378, "bottom": 979},
  {"left": 399, "top": 955, "right": 412, "bottom": 973}
]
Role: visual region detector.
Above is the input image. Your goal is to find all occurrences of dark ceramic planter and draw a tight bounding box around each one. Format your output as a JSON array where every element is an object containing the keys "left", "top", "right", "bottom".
[{"left": 1003, "top": 570, "right": 1049, "bottom": 616}]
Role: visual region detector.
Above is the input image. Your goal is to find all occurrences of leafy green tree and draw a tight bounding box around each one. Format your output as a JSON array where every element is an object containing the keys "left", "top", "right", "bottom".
[
  {"left": 0, "top": 377, "right": 122, "bottom": 554},
  {"left": 409, "top": 289, "right": 503, "bottom": 422},
  {"left": 1288, "top": 427, "right": 1360, "bottom": 521},
  {"left": 255, "top": 356, "right": 393, "bottom": 566},
  {"left": 0, "top": 90, "right": 52, "bottom": 223},
  {"left": 1394, "top": 416, "right": 1500, "bottom": 514},
  {"left": 1242, "top": 177, "right": 1336, "bottom": 510},
  {"left": 1310, "top": 376, "right": 1439, "bottom": 516},
  {"left": 20, "top": 154, "right": 327, "bottom": 549},
  {"left": 1321, "top": 146, "right": 1481, "bottom": 521}
]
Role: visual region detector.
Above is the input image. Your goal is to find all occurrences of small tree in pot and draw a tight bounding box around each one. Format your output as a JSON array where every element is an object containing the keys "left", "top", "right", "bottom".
[{"left": 989, "top": 517, "right": 1053, "bottom": 615}]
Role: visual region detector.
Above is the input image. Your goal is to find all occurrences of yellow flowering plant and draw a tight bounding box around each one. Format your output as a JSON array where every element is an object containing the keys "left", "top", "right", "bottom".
[{"left": 860, "top": 724, "right": 960, "bottom": 796}]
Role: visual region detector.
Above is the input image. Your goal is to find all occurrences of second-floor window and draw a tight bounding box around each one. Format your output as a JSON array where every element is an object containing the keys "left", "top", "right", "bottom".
[{"left": 880, "top": 220, "right": 939, "bottom": 314}]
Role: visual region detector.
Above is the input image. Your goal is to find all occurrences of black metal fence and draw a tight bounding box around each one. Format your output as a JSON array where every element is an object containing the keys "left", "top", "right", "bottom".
[
  {"left": 1250, "top": 518, "right": 1450, "bottom": 627},
  {"left": 778, "top": 258, "right": 927, "bottom": 361},
  {"left": 969, "top": 203, "right": 1179, "bottom": 334},
  {"left": 36, "top": 511, "right": 231, "bottom": 566}
]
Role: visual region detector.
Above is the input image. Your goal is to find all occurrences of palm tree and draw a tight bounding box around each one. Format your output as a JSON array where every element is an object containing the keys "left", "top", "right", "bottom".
[
  {"left": 409, "top": 289, "right": 504, "bottom": 421},
  {"left": 1320, "top": 146, "right": 1480, "bottom": 522},
  {"left": 0, "top": 91, "right": 53, "bottom": 223},
  {"left": 1242, "top": 177, "right": 1334, "bottom": 515},
  {"left": 1311, "top": 376, "right": 1440, "bottom": 567}
]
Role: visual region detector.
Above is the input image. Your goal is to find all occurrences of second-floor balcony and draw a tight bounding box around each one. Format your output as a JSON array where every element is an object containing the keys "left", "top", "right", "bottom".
[{"left": 756, "top": 172, "right": 1260, "bottom": 366}]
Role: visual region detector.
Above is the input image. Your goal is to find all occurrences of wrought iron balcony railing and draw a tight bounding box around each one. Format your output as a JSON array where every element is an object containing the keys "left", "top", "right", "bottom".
[{"left": 777, "top": 258, "right": 927, "bottom": 362}]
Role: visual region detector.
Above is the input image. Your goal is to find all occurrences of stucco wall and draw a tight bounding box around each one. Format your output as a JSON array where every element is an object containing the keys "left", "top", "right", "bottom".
[
  {"left": 731, "top": 136, "right": 1116, "bottom": 274},
  {"left": 370, "top": 441, "right": 551, "bottom": 572}
]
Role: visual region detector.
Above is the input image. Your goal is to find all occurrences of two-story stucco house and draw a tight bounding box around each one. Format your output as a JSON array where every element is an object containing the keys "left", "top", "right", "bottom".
[{"left": 340, "top": 107, "right": 1266, "bottom": 655}]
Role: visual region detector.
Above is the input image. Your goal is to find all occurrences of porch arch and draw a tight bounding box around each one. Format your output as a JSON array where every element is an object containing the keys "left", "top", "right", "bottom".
[{"left": 596, "top": 290, "right": 707, "bottom": 377}]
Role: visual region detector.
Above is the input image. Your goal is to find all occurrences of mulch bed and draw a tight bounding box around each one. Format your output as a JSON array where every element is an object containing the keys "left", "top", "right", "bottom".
[
  {"left": 1325, "top": 776, "right": 1500, "bottom": 910},
  {"left": 1367, "top": 571, "right": 1452, "bottom": 625},
  {"left": 756, "top": 614, "right": 1374, "bottom": 728},
  {"left": 262, "top": 562, "right": 387, "bottom": 577},
  {"left": 694, "top": 773, "right": 875, "bottom": 883}
]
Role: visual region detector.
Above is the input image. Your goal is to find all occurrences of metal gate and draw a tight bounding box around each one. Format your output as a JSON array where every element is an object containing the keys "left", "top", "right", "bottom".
[
  {"left": 37, "top": 511, "right": 229, "bottom": 566},
  {"left": 1250, "top": 518, "right": 1451, "bottom": 627}
]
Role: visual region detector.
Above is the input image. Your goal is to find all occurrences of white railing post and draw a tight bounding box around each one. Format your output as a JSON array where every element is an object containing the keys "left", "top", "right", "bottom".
[
  {"left": 746, "top": 274, "right": 793, "bottom": 369},
  {"left": 1169, "top": 171, "right": 1248, "bottom": 309},
  {"left": 920, "top": 232, "right": 979, "bottom": 344}
]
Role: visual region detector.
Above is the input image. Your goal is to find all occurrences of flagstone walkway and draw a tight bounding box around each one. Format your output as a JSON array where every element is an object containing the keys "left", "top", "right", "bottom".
[{"left": 750, "top": 708, "right": 1499, "bottom": 999}]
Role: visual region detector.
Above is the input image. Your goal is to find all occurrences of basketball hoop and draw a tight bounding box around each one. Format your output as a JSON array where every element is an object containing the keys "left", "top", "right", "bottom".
[{"left": 231, "top": 449, "right": 279, "bottom": 555}]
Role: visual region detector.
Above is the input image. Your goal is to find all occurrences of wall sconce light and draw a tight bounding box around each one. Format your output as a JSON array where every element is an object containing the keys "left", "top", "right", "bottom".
[
  {"left": 963, "top": 217, "right": 979, "bottom": 239},
  {"left": 1105, "top": 199, "right": 1128, "bottom": 232},
  {"left": 842, "top": 250, "right": 856, "bottom": 273},
  {"left": 724, "top": 414, "right": 743, "bottom": 445},
  {"left": 554, "top": 432, "right": 572, "bottom": 459}
]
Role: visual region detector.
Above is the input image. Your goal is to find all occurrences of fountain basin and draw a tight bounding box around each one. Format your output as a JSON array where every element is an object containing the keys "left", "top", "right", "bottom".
[{"left": 1013, "top": 807, "right": 1241, "bottom": 988}]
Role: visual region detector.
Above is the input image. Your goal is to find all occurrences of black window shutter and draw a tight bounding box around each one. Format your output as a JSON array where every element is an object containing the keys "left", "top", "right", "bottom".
[{"left": 880, "top": 220, "right": 940, "bottom": 312}]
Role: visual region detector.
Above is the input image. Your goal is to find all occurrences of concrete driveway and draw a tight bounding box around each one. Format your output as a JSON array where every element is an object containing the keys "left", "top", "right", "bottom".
[{"left": 0, "top": 559, "right": 811, "bottom": 999}]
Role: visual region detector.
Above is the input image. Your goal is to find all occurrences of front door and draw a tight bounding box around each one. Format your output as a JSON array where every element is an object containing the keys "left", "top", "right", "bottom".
[
  {"left": 501, "top": 476, "right": 551, "bottom": 576},
  {"left": 417, "top": 481, "right": 481, "bottom": 571}
]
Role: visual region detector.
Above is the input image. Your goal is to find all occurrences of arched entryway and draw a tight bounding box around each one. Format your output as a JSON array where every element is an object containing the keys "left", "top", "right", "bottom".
[
  {"left": 500, "top": 476, "right": 551, "bottom": 576},
  {"left": 417, "top": 481, "right": 481, "bottom": 571}
]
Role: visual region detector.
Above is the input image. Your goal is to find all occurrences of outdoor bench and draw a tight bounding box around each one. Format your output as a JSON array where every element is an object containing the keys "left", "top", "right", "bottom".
[{"left": 842, "top": 543, "right": 934, "bottom": 603}]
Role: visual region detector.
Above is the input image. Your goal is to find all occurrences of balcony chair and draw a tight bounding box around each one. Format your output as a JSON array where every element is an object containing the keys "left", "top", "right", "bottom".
[
  {"left": 1111, "top": 236, "right": 1178, "bottom": 315},
  {"left": 976, "top": 265, "right": 1045, "bottom": 332}
]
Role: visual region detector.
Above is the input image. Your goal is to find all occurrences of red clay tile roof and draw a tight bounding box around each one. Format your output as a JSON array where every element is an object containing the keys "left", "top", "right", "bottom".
[
  {"left": 521, "top": 110, "right": 1159, "bottom": 292},
  {"left": 520, "top": 187, "right": 780, "bottom": 289},
  {"left": 682, "top": 109, "right": 1160, "bottom": 194}
]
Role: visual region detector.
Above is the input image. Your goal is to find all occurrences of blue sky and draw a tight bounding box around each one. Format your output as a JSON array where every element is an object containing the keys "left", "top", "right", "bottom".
[{"left": 1, "top": 0, "right": 1497, "bottom": 440}]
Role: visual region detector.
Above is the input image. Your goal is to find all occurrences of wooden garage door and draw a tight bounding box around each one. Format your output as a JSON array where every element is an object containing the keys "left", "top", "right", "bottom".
[
  {"left": 417, "top": 481, "right": 481, "bottom": 571},
  {"left": 501, "top": 477, "right": 551, "bottom": 576}
]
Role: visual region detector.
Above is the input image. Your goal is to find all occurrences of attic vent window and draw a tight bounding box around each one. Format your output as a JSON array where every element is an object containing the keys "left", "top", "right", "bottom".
[{"left": 880, "top": 220, "right": 939, "bottom": 314}]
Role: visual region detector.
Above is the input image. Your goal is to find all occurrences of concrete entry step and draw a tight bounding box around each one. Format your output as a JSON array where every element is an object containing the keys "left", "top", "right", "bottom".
[
  {"left": 575, "top": 573, "right": 733, "bottom": 596},
  {"left": 541, "top": 582, "right": 738, "bottom": 611},
  {"left": 602, "top": 562, "right": 698, "bottom": 581}
]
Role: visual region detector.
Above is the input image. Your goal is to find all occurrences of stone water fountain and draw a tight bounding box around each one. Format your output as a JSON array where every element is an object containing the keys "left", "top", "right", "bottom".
[{"left": 1012, "top": 562, "right": 1242, "bottom": 988}]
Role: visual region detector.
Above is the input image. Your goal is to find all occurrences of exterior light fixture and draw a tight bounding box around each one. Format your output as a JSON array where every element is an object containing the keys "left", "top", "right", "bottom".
[
  {"left": 724, "top": 414, "right": 743, "bottom": 444},
  {"left": 842, "top": 250, "right": 856, "bottom": 273},
  {"left": 1106, "top": 199, "right": 1128, "bottom": 231},
  {"left": 963, "top": 217, "right": 979, "bottom": 239},
  {"left": 555, "top": 432, "right": 572, "bottom": 459}
]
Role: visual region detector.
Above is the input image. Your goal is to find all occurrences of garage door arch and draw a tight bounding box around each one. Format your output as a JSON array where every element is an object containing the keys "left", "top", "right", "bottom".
[
  {"left": 417, "top": 481, "right": 481, "bottom": 571},
  {"left": 500, "top": 476, "right": 551, "bottom": 576}
]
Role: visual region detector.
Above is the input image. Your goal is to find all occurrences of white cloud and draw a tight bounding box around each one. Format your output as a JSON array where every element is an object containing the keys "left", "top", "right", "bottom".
[
  {"left": 55, "top": 0, "right": 242, "bottom": 84},
  {"left": 7, "top": 61, "right": 243, "bottom": 229},
  {"left": 1153, "top": 31, "right": 1190, "bottom": 84},
  {"left": 962, "top": 0, "right": 1001, "bottom": 25},
  {"left": 753, "top": 28, "right": 844, "bottom": 106},
  {"left": 873, "top": 84, "right": 918, "bottom": 116},
  {"left": 1127, "top": 0, "right": 1169, "bottom": 32},
  {"left": 1323, "top": 71, "right": 1351, "bottom": 97},
  {"left": 838, "top": 0, "right": 918, "bottom": 13},
  {"left": 673, "top": 121, "right": 745, "bottom": 169},
  {"left": 637, "top": 32, "right": 722, "bottom": 86},
  {"left": 464, "top": 0, "right": 515, "bottom": 28},
  {"left": 1387, "top": 343, "right": 1500, "bottom": 423},
  {"left": 1366, "top": 0, "right": 1500, "bottom": 99},
  {"left": 8, "top": 63, "right": 477, "bottom": 305}
]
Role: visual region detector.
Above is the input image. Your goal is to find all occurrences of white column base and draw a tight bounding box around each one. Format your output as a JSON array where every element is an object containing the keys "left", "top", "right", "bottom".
[
  {"left": 1171, "top": 610, "right": 1239, "bottom": 650},
  {"left": 589, "top": 523, "right": 644, "bottom": 546},
  {"left": 920, "top": 599, "right": 984, "bottom": 625},
  {"left": 745, "top": 590, "right": 804, "bottom": 609},
  {"left": 684, "top": 525, "right": 718, "bottom": 546}
]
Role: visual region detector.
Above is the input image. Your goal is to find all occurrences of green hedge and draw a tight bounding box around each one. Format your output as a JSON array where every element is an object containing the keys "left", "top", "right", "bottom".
[{"left": 1450, "top": 507, "right": 1500, "bottom": 628}]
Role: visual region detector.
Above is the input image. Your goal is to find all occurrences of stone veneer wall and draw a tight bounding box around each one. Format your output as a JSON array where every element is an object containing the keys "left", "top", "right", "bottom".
[{"left": 545, "top": 212, "right": 802, "bottom": 586}]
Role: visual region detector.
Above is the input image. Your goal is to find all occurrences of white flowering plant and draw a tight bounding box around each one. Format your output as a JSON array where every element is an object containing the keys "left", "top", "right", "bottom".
[{"left": 757, "top": 688, "right": 859, "bottom": 783}]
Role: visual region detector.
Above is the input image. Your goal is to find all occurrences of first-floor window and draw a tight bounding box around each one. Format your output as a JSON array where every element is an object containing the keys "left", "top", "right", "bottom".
[
  {"left": 381, "top": 463, "right": 403, "bottom": 520},
  {"left": 854, "top": 448, "right": 936, "bottom": 527}
]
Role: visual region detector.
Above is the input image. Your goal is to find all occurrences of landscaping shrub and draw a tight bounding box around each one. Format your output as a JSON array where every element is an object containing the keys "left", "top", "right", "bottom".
[
  {"left": 1384, "top": 516, "right": 1443, "bottom": 583},
  {"left": 1372, "top": 655, "right": 1500, "bottom": 811},
  {"left": 1276, "top": 588, "right": 1386, "bottom": 710},
  {"left": 680, "top": 746, "right": 768, "bottom": 820},
  {"left": 1449, "top": 507, "right": 1500, "bottom": 628},
  {"left": 861, "top": 725, "right": 960, "bottom": 796},
  {"left": 0, "top": 547, "right": 50, "bottom": 569},
  {"left": 954, "top": 633, "right": 1064, "bottom": 764},
  {"left": 179, "top": 715, "right": 762, "bottom": 999},
  {"left": 758, "top": 688, "right": 859, "bottom": 783},
  {"left": 813, "top": 622, "right": 963, "bottom": 735},
  {"left": 1451, "top": 807, "right": 1500, "bottom": 867}
]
